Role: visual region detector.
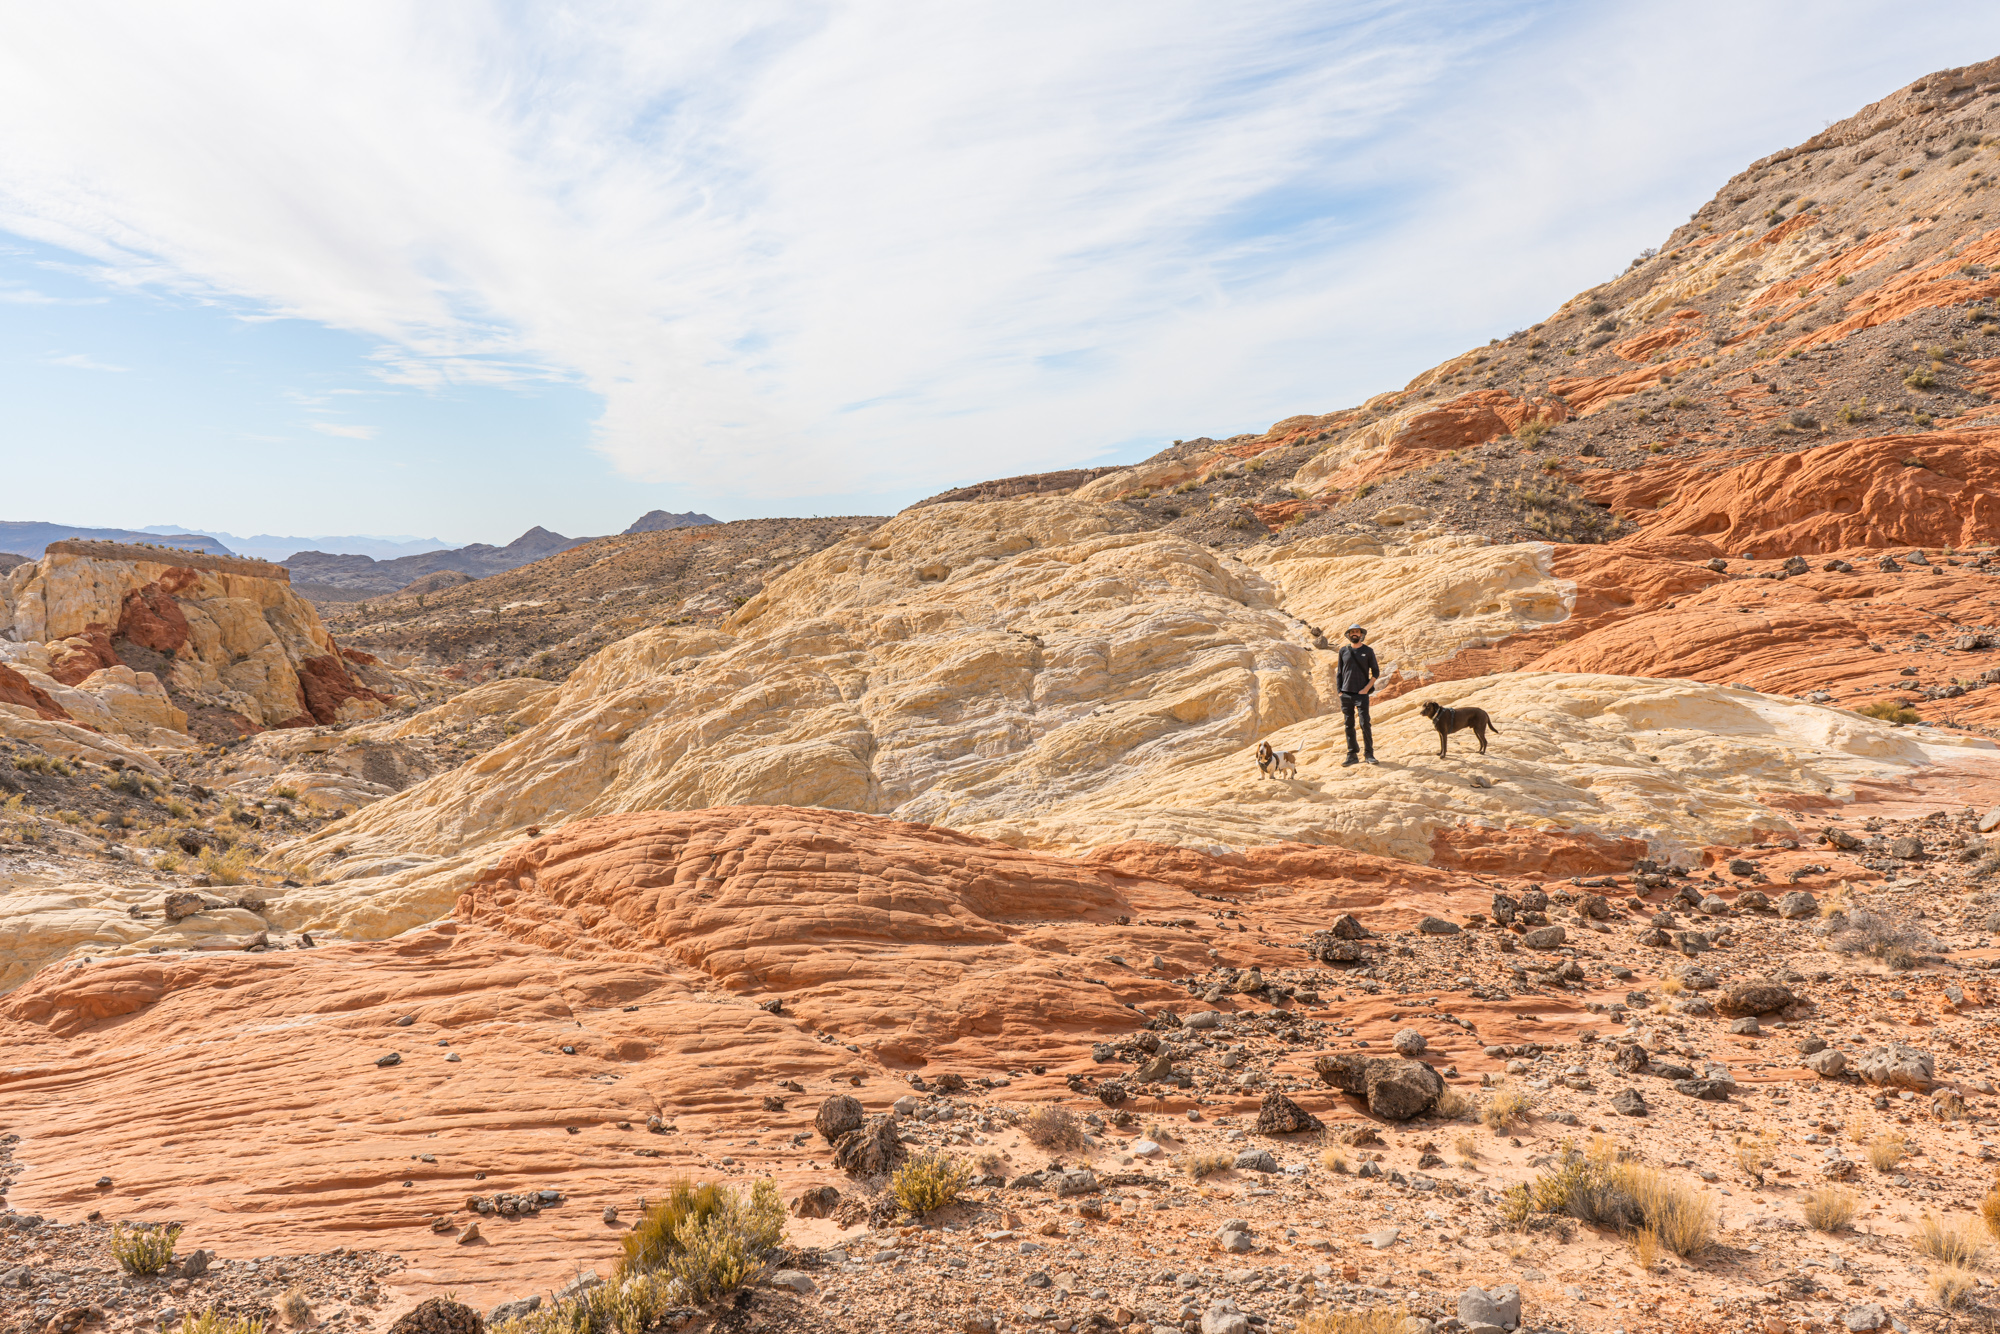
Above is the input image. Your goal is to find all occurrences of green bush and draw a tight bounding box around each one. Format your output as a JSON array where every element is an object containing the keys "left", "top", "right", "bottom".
[
  {"left": 891, "top": 1150, "right": 972, "bottom": 1215},
  {"left": 112, "top": 1222, "right": 182, "bottom": 1275},
  {"left": 617, "top": 1178, "right": 784, "bottom": 1304}
]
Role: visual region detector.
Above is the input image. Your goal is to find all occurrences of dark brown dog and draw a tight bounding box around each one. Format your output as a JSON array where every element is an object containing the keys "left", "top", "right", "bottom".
[{"left": 1419, "top": 700, "right": 1498, "bottom": 757}]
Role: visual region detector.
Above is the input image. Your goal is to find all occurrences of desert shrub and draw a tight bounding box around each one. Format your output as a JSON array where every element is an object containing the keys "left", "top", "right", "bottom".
[
  {"left": 1868, "top": 1133, "right": 1907, "bottom": 1172},
  {"left": 500, "top": 1272, "right": 679, "bottom": 1334},
  {"left": 617, "top": 1178, "right": 783, "bottom": 1304},
  {"left": 1513, "top": 418, "right": 1553, "bottom": 445},
  {"left": 976, "top": 1150, "right": 1007, "bottom": 1176},
  {"left": 1295, "top": 1308, "right": 1410, "bottom": 1334},
  {"left": 1900, "top": 167, "right": 1918, "bottom": 180},
  {"left": 175, "top": 1312, "right": 266, "bottom": 1334},
  {"left": 164, "top": 798, "right": 192, "bottom": 819},
  {"left": 1021, "top": 1104, "right": 1084, "bottom": 1150},
  {"left": 1856, "top": 700, "right": 1919, "bottom": 724},
  {"left": 280, "top": 1288, "right": 313, "bottom": 1327},
  {"left": 1914, "top": 1213, "right": 1985, "bottom": 1268},
  {"left": 1628, "top": 1226, "right": 1661, "bottom": 1272},
  {"left": 271, "top": 785, "right": 300, "bottom": 801},
  {"left": 890, "top": 1150, "right": 971, "bottom": 1216},
  {"left": 154, "top": 850, "right": 185, "bottom": 874},
  {"left": 1181, "top": 1151, "right": 1234, "bottom": 1180},
  {"left": 1432, "top": 1086, "right": 1471, "bottom": 1120},
  {"left": 1802, "top": 1186, "right": 1859, "bottom": 1233},
  {"left": 199, "top": 844, "right": 252, "bottom": 886},
  {"left": 1733, "top": 1132, "right": 1777, "bottom": 1184},
  {"left": 1504, "top": 1147, "right": 1713, "bottom": 1256},
  {"left": 1906, "top": 369, "right": 1937, "bottom": 390},
  {"left": 1454, "top": 1134, "right": 1479, "bottom": 1163},
  {"left": 1483, "top": 1085, "right": 1535, "bottom": 1132},
  {"left": 1931, "top": 1265, "right": 1978, "bottom": 1310},
  {"left": 1982, "top": 1188, "right": 2000, "bottom": 1243},
  {"left": 1829, "top": 911, "right": 1940, "bottom": 968},
  {"left": 112, "top": 1222, "right": 182, "bottom": 1275}
]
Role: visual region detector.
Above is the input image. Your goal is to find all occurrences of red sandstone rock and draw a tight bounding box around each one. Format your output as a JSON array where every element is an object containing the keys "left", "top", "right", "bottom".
[
  {"left": 295, "top": 653, "right": 393, "bottom": 725},
  {"left": 0, "top": 663, "right": 68, "bottom": 721},
  {"left": 116, "top": 581, "right": 191, "bottom": 655},
  {"left": 46, "top": 625, "right": 122, "bottom": 686}
]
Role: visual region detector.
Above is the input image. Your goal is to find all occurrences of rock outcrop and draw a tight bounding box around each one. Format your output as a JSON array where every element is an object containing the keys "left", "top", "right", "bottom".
[{"left": 0, "top": 541, "right": 400, "bottom": 744}]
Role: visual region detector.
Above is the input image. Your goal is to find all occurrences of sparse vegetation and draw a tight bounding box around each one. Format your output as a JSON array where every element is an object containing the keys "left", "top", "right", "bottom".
[
  {"left": 1857, "top": 700, "right": 1919, "bottom": 725},
  {"left": 1503, "top": 1143, "right": 1714, "bottom": 1258},
  {"left": 1433, "top": 1086, "right": 1471, "bottom": 1119},
  {"left": 889, "top": 1150, "right": 971, "bottom": 1216},
  {"left": 617, "top": 1177, "right": 784, "bottom": 1304},
  {"left": 112, "top": 1222, "right": 182, "bottom": 1275},
  {"left": 1914, "top": 1213, "right": 1985, "bottom": 1269},
  {"left": 1021, "top": 1104, "right": 1085, "bottom": 1150},
  {"left": 1294, "top": 1308, "right": 1410, "bottom": 1334},
  {"left": 1482, "top": 1084, "right": 1535, "bottom": 1132},
  {"left": 200, "top": 843, "right": 253, "bottom": 886},
  {"left": 174, "top": 1312, "right": 266, "bottom": 1334},
  {"left": 1868, "top": 1133, "right": 1907, "bottom": 1172},
  {"left": 1513, "top": 418, "right": 1553, "bottom": 445},
  {"left": 1930, "top": 1265, "right": 1978, "bottom": 1310},
  {"left": 1181, "top": 1150, "right": 1235, "bottom": 1180},
  {"left": 1802, "top": 1186, "right": 1859, "bottom": 1233},
  {"left": 1906, "top": 368, "right": 1937, "bottom": 390}
]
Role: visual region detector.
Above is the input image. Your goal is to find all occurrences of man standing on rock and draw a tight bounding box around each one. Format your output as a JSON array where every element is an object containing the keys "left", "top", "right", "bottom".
[{"left": 1338, "top": 624, "right": 1379, "bottom": 767}]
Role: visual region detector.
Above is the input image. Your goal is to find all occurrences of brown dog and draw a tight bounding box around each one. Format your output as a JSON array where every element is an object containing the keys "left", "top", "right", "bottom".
[{"left": 1419, "top": 700, "right": 1498, "bottom": 757}]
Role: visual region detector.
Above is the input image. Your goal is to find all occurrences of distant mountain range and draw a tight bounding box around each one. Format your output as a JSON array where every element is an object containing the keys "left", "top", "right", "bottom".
[
  {"left": 0, "top": 521, "right": 233, "bottom": 560},
  {"left": 3, "top": 512, "right": 725, "bottom": 598},
  {"left": 136, "top": 527, "right": 453, "bottom": 563}
]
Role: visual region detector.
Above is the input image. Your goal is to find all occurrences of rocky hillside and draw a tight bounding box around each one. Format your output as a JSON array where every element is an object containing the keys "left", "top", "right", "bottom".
[{"left": 14, "top": 56, "right": 2000, "bottom": 1334}]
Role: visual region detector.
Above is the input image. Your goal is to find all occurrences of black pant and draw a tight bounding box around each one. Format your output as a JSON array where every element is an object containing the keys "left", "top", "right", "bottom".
[{"left": 1341, "top": 692, "right": 1373, "bottom": 758}]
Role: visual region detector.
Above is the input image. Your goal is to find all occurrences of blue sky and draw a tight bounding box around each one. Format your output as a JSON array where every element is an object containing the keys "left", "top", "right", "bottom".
[{"left": 2, "top": 2, "right": 1998, "bottom": 547}]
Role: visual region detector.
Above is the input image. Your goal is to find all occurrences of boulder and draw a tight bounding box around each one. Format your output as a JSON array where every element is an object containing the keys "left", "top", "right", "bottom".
[
  {"left": 1313, "top": 1054, "right": 1368, "bottom": 1094},
  {"left": 1580, "top": 893, "right": 1611, "bottom": 920},
  {"left": 1798, "top": 1036, "right": 1827, "bottom": 1056},
  {"left": 1490, "top": 893, "right": 1518, "bottom": 925},
  {"left": 1823, "top": 827, "right": 1862, "bottom": 851},
  {"left": 1330, "top": 914, "right": 1368, "bottom": 940},
  {"left": 1850, "top": 1044, "right": 1933, "bottom": 1090},
  {"left": 1778, "top": 891, "right": 1818, "bottom": 919},
  {"left": 1729, "top": 1017, "right": 1760, "bottom": 1036},
  {"left": 1888, "top": 835, "right": 1924, "bottom": 861},
  {"left": 1674, "top": 1079, "right": 1730, "bottom": 1101},
  {"left": 815, "top": 1094, "right": 865, "bottom": 1143},
  {"left": 789, "top": 1185, "right": 841, "bottom": 1218},
  {"left": 1253, "top": 1091, "right": 1323, "bottom": 1135},
  {"left": 1522, "top": 925, "right": 1566, "bottom": 950},
  {"left": 1365, "top": 1059, "right": 1444, "bottom": 1121},
  {"left": 1842, "top": 1304, "right": 1887, "bottom": 1332},
  {"left": 1457, "top": 1283, "right": 1522, "bottom": 1334},
  {"left": 831, "top": 1115, "right": 904, "bottom": 1175},
  {"left": 1717, "top": 981, "right": 1795, "bottom": 1016},
  {"left": 1417, "top": 916, "right": 1460, "bottom": 935},
  {"left": 1612, "top": 1042, "right": 1647, "bottom": 1073},
  {"left": 1393, "top": 1028, "right": 1427, "bottom": 1057},
  {"left": 1698, "top": 895, "right": 1731, "bottom": 916},
  {"left": 1736, "top": 890, "right": 1771, "bottom": 912}
]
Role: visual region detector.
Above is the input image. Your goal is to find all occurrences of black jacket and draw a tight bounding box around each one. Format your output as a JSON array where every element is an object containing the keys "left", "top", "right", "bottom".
[{"left": 1336, "top": 643, "right": 1379, "bottom": 695}]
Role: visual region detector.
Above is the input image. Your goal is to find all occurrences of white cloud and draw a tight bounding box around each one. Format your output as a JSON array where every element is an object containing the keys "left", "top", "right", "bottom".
[
  {"left": 41, "top": 352, "right": 127, "bottom": 371},
  {"left": 0, "top": 3, "right": 1997, "bottom": 511},
  {"left": 310, "top": 422, "right": 379, "bottom": 440}
]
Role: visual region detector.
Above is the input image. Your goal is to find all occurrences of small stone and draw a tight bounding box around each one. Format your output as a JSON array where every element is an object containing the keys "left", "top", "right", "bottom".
[
  {"left": 1417, "top": 916, "right": 1459, "bottom": 935},
  {"left": 1329, "top": 914, "right": 1368, "bottom": 939},
  {"left": 602, "top": 1206, "right": 618, "bottom": 1225},
  {"left": 1185, "top": 1011, "right": 1222, "bottom": 1030},
  {"left": 456, "top": 1221, "right": 481, "bottom": 1244},
  {"left": 1611, "top": 1088, "right": 1648, "bottom": 1117},
  {"left": 1233, "top": 1149, "right": 1278, "bottom": 1173},
  {"left": 394, "top": 1014, "right": 415, "bottom": 1027},
  {"left": 1718, "top": 981, "right": 1795, "bottom": 1016},
  {"left": 376, "top": 1052, "right": 402, "bottom": 1068},
  {"left": 768, "top": 1270, "right": 817, "bottom": 1295},
  {"left": 1457, "top": 1283, "right": 1522, "bottom": 1334},
  {"left": 445, "top": 1052, "right": 461, "bottom": 1063},
  {"left": 1131, "top": 1139, "right": 1163, "bottom": 1157},
  {"left": 1729, "top": 1017, "right": 1761, "bottom": 1036},
  {"left": 1799, "top": 1036, "right": 1827, "bottom": 1055},
  {"left": 1842, "top": 1303, "right": 1887, "bottom": 1332},
  {"left": 1522, "top": 925, "right": 1566, "bottom": 950},
  {"left": 1362, "top": 1228, "right": 1399, "bottom": 1250},
  {"left": 1392, "top": 1028, "right": 1427, "bottom": 1057},
  {"left": 1217, "top": 1227, "right": 1254, "bottom": 1254},
  {"left": 95, "top": 1176, "right": 112, "bottom": 1188}
]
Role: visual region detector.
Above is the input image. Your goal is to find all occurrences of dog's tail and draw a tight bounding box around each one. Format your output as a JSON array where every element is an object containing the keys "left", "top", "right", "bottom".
[{"left": 1487, "top": 721, "right": 1500, "bottom": 733}]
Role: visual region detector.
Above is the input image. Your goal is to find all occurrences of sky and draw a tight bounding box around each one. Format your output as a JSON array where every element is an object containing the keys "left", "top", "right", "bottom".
[{"left": 2, "top": 3, "right": 1999, "bottom": 548}]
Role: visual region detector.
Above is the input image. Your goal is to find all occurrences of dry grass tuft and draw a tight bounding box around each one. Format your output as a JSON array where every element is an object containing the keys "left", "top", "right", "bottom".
[
  {"left": 280, "top": 1288, "right": 313, "bottom": 1328},
  {"left": 1868, "top": 1133, "right": 1907, "bottom": 1172},
  {"left": 1801, "top": 1186, "right": 1859, "bottom": 1233},
  {"left": 1294, "top": 1308, "right": 1411, "bottom": 1334},
  {"left": 1627, "top": 1226, "right": 1661, "bottom": 1273},
  {"left": 1914, "top": 1213, "right": 1986, "bottom": 1269},
  {"left": 1482, "top": 1085, "right": 1535, "bottom": 1133},
  {"left": 1981, "top": 1188, "right": 2000, "bottom": 1243},
  {"left": 1931, "top": 1265, "right": 1979, "bottom": 1310},
  {"left": 1180, "top": 1151, "right": 1234, "bottom": 1180},
  {"left": 1454, "top": 1134, "right": 1479, "bottom": 1164},
  {"left": 175, "top": 1313, "right": 266, "bottom": 1334},
  {"left": 617, "top": 1177, "right": 785, "bottom": 1304},
  {"left": 1433, "top": 1086, "right": 1472, "bottom": 1119}
]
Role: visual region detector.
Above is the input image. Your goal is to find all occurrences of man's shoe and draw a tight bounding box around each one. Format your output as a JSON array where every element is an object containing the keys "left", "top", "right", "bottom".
[
  {"left": 1342, "top": 755, "right": 1359, "bottom": 767},
  {"left": 1365, "top": 756, "right": 1379, "bottom": 765}
]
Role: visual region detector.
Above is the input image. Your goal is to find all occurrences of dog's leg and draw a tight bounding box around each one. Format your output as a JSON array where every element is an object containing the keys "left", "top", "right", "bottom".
[{"left": 1475, "top": 723, "right": 1487, "bottom": 754}]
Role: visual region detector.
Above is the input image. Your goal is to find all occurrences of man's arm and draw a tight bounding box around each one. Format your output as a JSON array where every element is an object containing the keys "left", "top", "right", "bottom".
[{"left": 1362, "top": 646, "right": 1379, "bottom": 693}]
